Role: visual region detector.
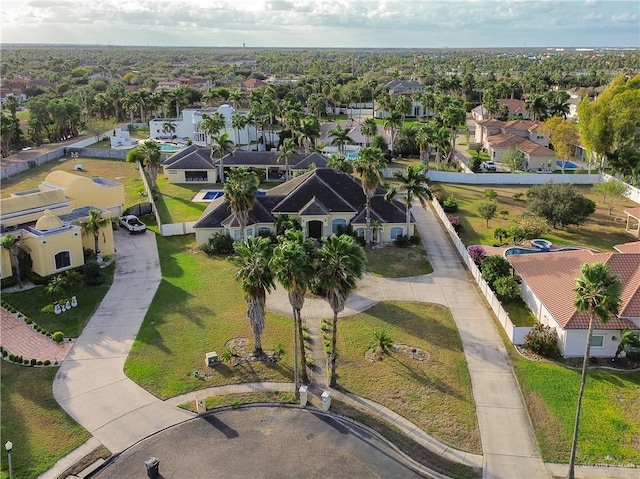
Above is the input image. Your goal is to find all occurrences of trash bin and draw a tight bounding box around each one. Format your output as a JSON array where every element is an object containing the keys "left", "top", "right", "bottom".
[
  {"left": 299, "top": 385, "right": 308, "bottom": 407},
  {"left": 144, "top": 457, "right": 160, "bottom": 478},
  {"left": 321, "top": 390, "right": 331, "bottom": 412}
]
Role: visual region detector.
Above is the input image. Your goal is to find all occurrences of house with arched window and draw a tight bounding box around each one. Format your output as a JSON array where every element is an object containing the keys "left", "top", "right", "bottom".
[{"left": 193, "top": 168, "right": 409, "bottom": 245}]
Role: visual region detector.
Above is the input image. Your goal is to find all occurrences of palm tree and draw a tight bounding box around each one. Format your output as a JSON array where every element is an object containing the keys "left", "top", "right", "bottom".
[
  {"left": 1, "top": 234, "right": 23, "bottom": 288},
  {"left": 360, "top": 118, "right": 378, "bottom": 147},
  {"left": 369, "top": 330, "right": 394, "bottom": 361},
  {"left": 383, "top": 110, "right": 402, "bottom": 153},
  {"left": 162, "top": 120, "right": 177, "bottom": 138},
  {"left": 198, "top": 112, "right": 226, "bottom": 146},
  {"left": 299, "top": 116, "right": 320, "bottom": 153},
  {"left": 223, "top": 167, "right": 258, "bottom": 241},
  {"left": 385, "top": 164, "right": 432, "bottom": 238},
  {"left": 525, "top": 93, "right": 548, "bottom": 121},
  {"left": 327, "top": 153, "right": 352, "bottom": 174},
  {"left": 415, "top": 124, "right": 432, "bottom": 166},
  {"left": 271, "top": 230, "right": 316, "bottom": 386},
  {"left": 80, "top": 208, "right": 110, "bottom": 261},
  {"left": 353, "top": 147, "right": 385, "bottom": 249},
  {"left": 316, "top": 235, "right": 366, "bottom": 387},
  {"left": 228, "top": 237, "right": 275, "bottom": 358},
  {"left": 278, "top": 137, "right": 296, "bottom": 181},
  {"left": 231, "top": 112, "right": 247, "bottom": 146},
  {"left": 212, "top": 132, "right": 235, "bottom": 183},
  {"left": 228, "top": 89, "right": 245, "bottom": 110},
  {"left": 568, "top": 263, "right": 622, "bottom": 479},
  {"left": 395, "top": 95, "right": 412, "bottom": 126},
  {"left": 328, "top": 125, "right": 353, "bottom": 155},
  {"left": 138, "top": 140, "right": 162, "bottom": 188},
  {"left": 614, "top": 329, "right": 640, "bottom": 360}
]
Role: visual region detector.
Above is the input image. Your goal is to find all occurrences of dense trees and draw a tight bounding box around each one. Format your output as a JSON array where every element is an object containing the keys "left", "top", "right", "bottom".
[{"left": 526, "top": 183, "right": 596, "bottom": 228}]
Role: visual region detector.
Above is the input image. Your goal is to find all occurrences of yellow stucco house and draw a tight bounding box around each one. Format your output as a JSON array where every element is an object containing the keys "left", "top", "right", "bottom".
[{"left": 0, "top": 172, "right": 124, "bottom": 280}]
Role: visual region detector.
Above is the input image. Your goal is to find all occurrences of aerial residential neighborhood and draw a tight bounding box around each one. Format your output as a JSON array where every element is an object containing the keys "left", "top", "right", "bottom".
[{"left": 1, "top": 2, "right": 640, "bottom": 478}]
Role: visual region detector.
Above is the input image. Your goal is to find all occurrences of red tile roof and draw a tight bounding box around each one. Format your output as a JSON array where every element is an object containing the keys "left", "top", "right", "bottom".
[
  {"left": 624, "top": 207, "right": 640, "bottom": 220},
  {"left": 509, "top": 250, "right": 640, "bottom": 329},
  {"left": 614, "top": 242, "right": 640, "bottom": 254}
]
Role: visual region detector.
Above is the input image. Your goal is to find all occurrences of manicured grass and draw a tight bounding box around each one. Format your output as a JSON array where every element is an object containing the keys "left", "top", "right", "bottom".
[
  {"left": 179, "top": 391, "right": 297, "bottom": 411},
  {"left": 501, "top": 297, "right": 536, "bottom": 327},
  {"left": 153, "top": 175, "right": 208, "bottom": 224},
  {"left": 0, "top": 362, "right": 91, "bottom": 479},
  {"left": 433, "top": 183, "right": 637, "bottom": 252},
  {"left": 124, "top": 234, "right": 295, "bottom": 399},
  {"left": 2, "top": 264, "right": 115, "bottom": 338},
  {"left": 336, "top": 301, "right": 481, "bottom": 454},
  {"left": 512, "top": 355, "right": 640, "bottom": 465},
  {"left": 0, "top": 157, "right": 144, "bottom": 209},
  {"left": 366, "top": 245, "right": 433, "bottom": 277}
]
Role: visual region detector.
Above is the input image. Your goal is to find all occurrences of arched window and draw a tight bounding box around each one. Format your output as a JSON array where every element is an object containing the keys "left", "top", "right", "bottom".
[
  {"left": 331, "top": 218, "right": 347, "bottom": 235},
  {"left": 54, "top": 251, "right": 71, "bottom": 270},
  {"left": 390, "top": 227, "right": 403, "bottom": 240}
]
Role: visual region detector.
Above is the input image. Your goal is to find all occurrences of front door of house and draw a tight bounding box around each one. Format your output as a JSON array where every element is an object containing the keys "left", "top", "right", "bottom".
[{"left": 308, "top": 220, "right": 322, "bottom": 239}]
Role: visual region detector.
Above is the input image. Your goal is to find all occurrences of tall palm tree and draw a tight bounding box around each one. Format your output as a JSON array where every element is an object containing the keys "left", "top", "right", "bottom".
[
  {"left": 525, "top": 93, "right": 548, "bottom": 121},
  {"left": 353, "top": 146, "right": 385, "bottom": 250},
  {"left": 315, "top": 235, "right": 365, "bottom": 387},
  {"left": 1, "top": 234, "right": 23, "bottom": 288},
  {"left": 271, "top": 230, "right": 316, "bottom": 386},
  {"left": 395, "top": 95, "right": 412, "bottom": 126},
  {"left": 360, "top": 118, "right": 378, "bottom": 147},
  {"left": 385, "top": 164, "right": 432, "bottom": 237},
  {"left": 212, "top": 132, "right": 235, "bottom": 183},
  {"left": 278, "top": 137, "right": 296, "bottom": 181},
  {"left": 228, "top": 237, "right": 275, "bottom": 358},
  {"left": 383, "top": 110, "right": 402, "bottom": 152},
  {"left": 299, "top": 116, "right": 320, "bottom": 153},
  {"left": 223, "top": 167, "right": 258, "bottom": 241},
  {"left": 80, "top": 208, "right": 110, "bottom": 260},
  {"left": 415, "top": 124, "right": 432, "bottom": 166},
  {"left": 162, "top": 120, "right": 177, "bottom": 138},
  {"left": 228, "top": 89, "right": 245, "bottom": 110},
  {"left": 231, "top": 112, "right": 247, "bottom": 146},
  {"left": 127, "top": 140, "right": 162, "bottom": 189},
  {"left": 567, "top": 263, "right": 622, "bottom": 479},
  {"left": 328, "top": 125, "right": 353, "bottom": 155},
  {"left": 199, "top": 112, "right": 226, "bottom": 146}
]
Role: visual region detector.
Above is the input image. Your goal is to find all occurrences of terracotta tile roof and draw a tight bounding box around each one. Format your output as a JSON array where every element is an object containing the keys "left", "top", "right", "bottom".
[
  {"left": 502, "top": 120, "right": 539, "bottom": 131},
  {"left": 614, "top": 242, "right": 640, "bottom": 254},
  {"left": 486, "top": 133, "right": 528, "bottom": 148},
  {"left": 518, "top": 142, "right": 555, "bottom": 156},
  {"left": 624, "top": 207, "right": 640, "bottom": 219},
  {"left": 498, "top": 99, "right": 526, "bottom": 113},
  {"left": 509, "top": 250, "right": 640, "bottom": 330}
]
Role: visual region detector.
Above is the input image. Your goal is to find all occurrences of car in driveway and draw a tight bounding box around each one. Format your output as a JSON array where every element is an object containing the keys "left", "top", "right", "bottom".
[
  {"left": 119, "top": 215, "right": 147, "bottom": 234},
  {"left": 481, "top": 161, "right": 497, "bottom": 171}
]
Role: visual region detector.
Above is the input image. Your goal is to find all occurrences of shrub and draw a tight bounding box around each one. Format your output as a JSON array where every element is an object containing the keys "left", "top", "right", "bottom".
[
  {"left": 483, "top": 189, "right": 498, "bottom": 201},
  {"left": 37, "top": 360, "right": 43, "bottom": 365},
  {"left": 494, "top": 276, "right": 520, "bottom": 299},
  {"left": 44, "top": 360, "right": 51, "bottom": 366},
  {"left": 442, "top": 194, "right": 459, "bottom": 213},
  {"left": 84, "top": 259, "right": 104, "bottom": 285},
  {"left": 1, "top": 350, "right": 6, "bottom": 357},
  {"left": 523, "top": 323, "right": 561, "bottom": 359},
  {"left": 394, "top": 235, "right": 412, "bottom": 247},
  {"left": 200, "top": 233, "right": 235, "bottom": 256},
  {"left": 468, "top": 245, "right": 487, "bottom": 266},
  {"left": 512, "top": 192, "right": 524, "bottom": 201},
  {"left": 52, "top": 331, "right": 64, "bottom": 342},
  {"left": 30, "top": 358, "right": 37, "bottom": 366},
  {"left": 499, "top": 209, "right": 509, "bottom": 220},
  {"left": 481, "top": 255, "right": 512, "bottom": 286},
  {"left": 468, "top": 156, "right": 482, "bottom": 172},
  {"left": 302, "top": 331, "right": 311, "bottom": 341},
  {"left": 273, "top": 342, "right": 285, "bottom": 362},
  {"left": 305, "top": 357, "right": 314, "bottom": 367},
  {"left": 447, "top": 215, "right": 461, "bottom": 231},
  {"left": 0, "top": 276, "right": 18, "bottom": 289},
  {"left": 28, "top": 271, "right": 48, "bottom": 285},
  {"left": 9, "top": 354, "right": 15, "bottom": 361}
]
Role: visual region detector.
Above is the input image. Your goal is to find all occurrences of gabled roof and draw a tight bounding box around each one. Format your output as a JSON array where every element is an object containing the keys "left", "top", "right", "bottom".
[
  {"left": 299, "top": 197, "right": 330, "bottom": 216},
  {"left": 162, "top": 144, "right": 210, "bottom": 167},
  {"left": 509, "top": 250, "right": 640, "bottom": 329},
  {"left": 292, "top": 152, "right": 328, "bottom": 170},
  {"left": 614, "top": 241, "right": 640, "bottom": 254}
]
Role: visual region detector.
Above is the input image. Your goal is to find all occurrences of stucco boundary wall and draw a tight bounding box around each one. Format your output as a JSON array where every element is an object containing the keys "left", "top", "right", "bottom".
[
  {"left": 66, "top": 148, "right": 128, "bottom": 160},
  {"left": 160, "top": 221, "right": 197, "bottom": 236},
  {"left": 136, "top": 162, "right": 163, "bottom": 231},
  {"left": 427, "top": 171, "right": 602, "bottom": 185},
  {"left": 430, "top": 198, "right": 531, "bottom": 345},
  {"left": 601, "top": 172, "right": 640, "bottom": 204}
]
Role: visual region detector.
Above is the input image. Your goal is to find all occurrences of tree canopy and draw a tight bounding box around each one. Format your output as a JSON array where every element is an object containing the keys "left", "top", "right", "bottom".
[{"left": 526, "top": 183, "right": 596, "bottom": 228}]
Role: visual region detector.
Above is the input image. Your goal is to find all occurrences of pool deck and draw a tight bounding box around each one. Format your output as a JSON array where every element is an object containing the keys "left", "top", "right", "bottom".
[{"left": 191, "top": 189, "right": 224, "bottom": 203}]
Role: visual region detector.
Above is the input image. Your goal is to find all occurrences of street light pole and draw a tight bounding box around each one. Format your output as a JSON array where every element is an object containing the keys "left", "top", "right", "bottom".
[{"left": 5, "top": 441, "right": 13, "bottom": 479}]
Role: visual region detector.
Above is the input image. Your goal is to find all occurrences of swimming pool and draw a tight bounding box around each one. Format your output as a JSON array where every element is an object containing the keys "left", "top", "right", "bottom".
[
  {"left": 160, "top": 143, "right": 186, "bottom": 152},
  {"left": 556, "top": 160, "right": 579, "bottom": 169},
  {"left": 193, "top": 189, "right": 267, "bottom": 202},
  {"left": 344, "top": 152, "right": 359, "bottom": 160},
  {"left": 504, "top": 246, "right": 581, "bottom": 257},
  {"left": 203, "top": 191, "right": 224, "bottom": 200}
]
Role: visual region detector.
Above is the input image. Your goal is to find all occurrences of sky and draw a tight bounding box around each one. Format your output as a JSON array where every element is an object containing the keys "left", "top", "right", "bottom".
[{"left": 1, "top": 0, "right": 638, "bottom": 49}]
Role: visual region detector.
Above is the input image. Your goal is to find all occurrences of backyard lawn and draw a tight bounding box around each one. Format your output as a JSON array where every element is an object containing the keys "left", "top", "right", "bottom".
[
  {"left": 336, "top": 301, "right": 481, "bottom": 454},
  {"left": 153, "top": 175, "right": 208, "bottom": 224},
  {"left": 433, "top": 183, "right": 637, "bottom": 252},
  {"left": 512, "top": 354, "right": 640, "bottom": 465},
  {"left": 0, "top": 157, "right": 144, "bottom": 209},
  {"left": 366, "top": 244, "right": 433, "bottom": 277}
]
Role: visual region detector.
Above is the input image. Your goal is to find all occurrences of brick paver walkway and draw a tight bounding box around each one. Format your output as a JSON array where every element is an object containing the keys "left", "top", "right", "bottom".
[{"left": 1, "top": 308, "right": 74, "bottom": 363}]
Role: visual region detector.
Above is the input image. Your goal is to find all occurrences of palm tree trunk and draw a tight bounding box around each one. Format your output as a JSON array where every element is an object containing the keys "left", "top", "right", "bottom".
[
  {"left": 405, "top": 203, "right": 411, "bottom": 237},
  {"left": 365, "top": 195, "right": 372, "bottom": 249},
  {"left": 296, "top": 307, "right": 309, "bottom": 383},
  {"left": 567, "top": 312, "right": 595, "bottom": 479},
  {"left": 292, "top": 305, "right": 299, "bottom": 394},
  {"left": 330, "top": 311, "right": 338, "bottom": 387},
  {"left": 248, "top": 296, "right": 265, "bottom": 357},
  {"left": 94, "top": 231, "right": 100, "bottom": 255}
]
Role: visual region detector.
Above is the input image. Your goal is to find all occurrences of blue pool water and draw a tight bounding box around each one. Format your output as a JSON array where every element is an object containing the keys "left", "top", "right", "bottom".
[
  {"left": 504, "top": 246, "right": 581, "bottom": 257},
  {"left": 556, "top": 160, "right": 579, "bottom": 169},
  {"left": 203, "top": 191, "right": 224, "bottom": 200},
  {"left": 160, "top": 143, "right": 186, "bottom": 152},
  {"left": 344, "top": 152, "right": 359, "bottom": 160}
]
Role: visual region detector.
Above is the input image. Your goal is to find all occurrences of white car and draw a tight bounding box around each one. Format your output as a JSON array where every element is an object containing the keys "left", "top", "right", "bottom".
[
  {"left": 482, "top": 161, "right": 497, "bottom": 171},
  {"left": 119, "top": 215, "right": 147, "bottom": 234}
]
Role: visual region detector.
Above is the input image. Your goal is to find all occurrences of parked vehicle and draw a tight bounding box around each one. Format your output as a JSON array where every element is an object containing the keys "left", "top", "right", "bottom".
[
  {"left": 481, "top": 161, "right": 497, "bottom": 171},
  {"left": 119, "top": 215, "right": 147, "bottom": 233}
]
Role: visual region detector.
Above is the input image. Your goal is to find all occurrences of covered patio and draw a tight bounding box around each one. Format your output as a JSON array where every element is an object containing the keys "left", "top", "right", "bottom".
[{"left": 624, "top": 207, "right": 640, "bottom": 238}]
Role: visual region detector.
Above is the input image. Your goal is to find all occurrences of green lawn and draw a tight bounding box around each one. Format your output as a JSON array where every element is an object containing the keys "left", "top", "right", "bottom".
[
  {"left": 501, "top": 298, "right": 537, "bottom": 327},
  {"left": 0, "top": 157, "right": 144, "bottom": 209},
  {"left": 0, "top": 362, "right": 91, "bottom": 479},
  {"left": 433, "top": 184, "right": 637, "bottom": 252},
  {"left": 2, "top": 264, "right": 115, "bottom": 338},
  {"left": 366, "top": 245, "right": 433, "bottom": 277},
  {"left": 124, "top": 234, "right": 295, "bottom": 398},
  {"left": 513, "top": 355, "right": 640, "bottom": 465},
  {"left": 336, "top": 301, "right": 481, "bottom": 454},
  {"left": 153, "top": 175, "right": 208, "bottom": 224}
]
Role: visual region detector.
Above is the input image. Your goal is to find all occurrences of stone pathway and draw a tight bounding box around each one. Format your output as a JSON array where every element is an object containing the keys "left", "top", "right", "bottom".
[{"left": 1, "top": 308, "right": 74, "bottom": 363}]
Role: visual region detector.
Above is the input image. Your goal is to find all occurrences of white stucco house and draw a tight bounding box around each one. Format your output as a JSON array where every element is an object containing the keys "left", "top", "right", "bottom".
[{"left": 508, "top": 248, "right": 640, "bottom": 358}]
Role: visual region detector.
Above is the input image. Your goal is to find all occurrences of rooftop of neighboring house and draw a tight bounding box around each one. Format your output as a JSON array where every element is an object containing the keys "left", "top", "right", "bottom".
[
  {"left": 509, "top": 249, "right": 640, "bottom": 329},
  {"left": 384, "top": 79, "right": 425, "bottom": 95},
  {"left": 614, "top": 241, "right": 640, "bottom": 254}
]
